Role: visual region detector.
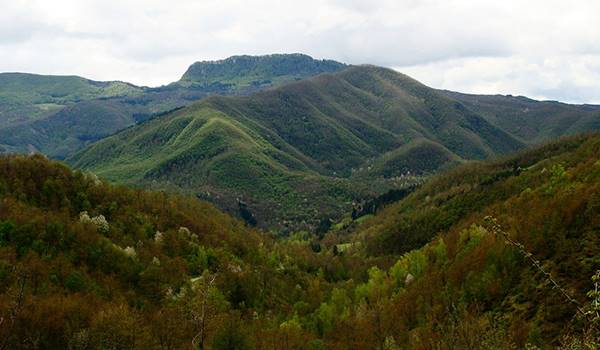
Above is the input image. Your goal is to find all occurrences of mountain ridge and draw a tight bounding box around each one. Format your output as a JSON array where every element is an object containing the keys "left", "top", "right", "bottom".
[
  {"left": 0, "top": 54, "right": 348, "bottom": 158},
  {"left": 180, "top": 53, "right": 346, "bottom": 84},
  {"left": 68, "top": 65, "right": 533, "bottom": 229}
]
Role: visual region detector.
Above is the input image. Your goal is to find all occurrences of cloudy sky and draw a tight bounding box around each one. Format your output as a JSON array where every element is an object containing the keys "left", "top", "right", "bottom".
[{"left": 1, "top": 0, "right": 599, "bottom": 103}]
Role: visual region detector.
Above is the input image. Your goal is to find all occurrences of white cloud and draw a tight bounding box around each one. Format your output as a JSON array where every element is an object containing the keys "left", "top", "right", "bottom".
[
  {"left": 0, "top": 0, "right": 599, "bottom": 102},
  {"left": 398, "top": 54, "right": 600, "bottom": 104}
]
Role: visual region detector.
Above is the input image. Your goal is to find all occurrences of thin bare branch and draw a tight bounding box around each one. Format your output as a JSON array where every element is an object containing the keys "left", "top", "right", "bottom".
[{"left": 483, "top": 216, "right": 589, "bottom": 321}]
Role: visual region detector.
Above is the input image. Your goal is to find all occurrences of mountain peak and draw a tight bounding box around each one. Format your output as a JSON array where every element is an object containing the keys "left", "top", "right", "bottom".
[{"left": 179, "top": 53, "right": 346, "bottom": 83}]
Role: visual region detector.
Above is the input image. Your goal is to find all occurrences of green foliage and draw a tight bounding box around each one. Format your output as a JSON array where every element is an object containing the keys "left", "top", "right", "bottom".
[
  {"left": 357, "top": 135, "right": 595, "bottom": 255},
  {"left": 389, "top": 249, "right": 428, "bottom": 288},
  {"left": 187, "top": 245, "right": 216, "bottom": 275},
  {"left": 330, "top": 133, "right": 600, "bottom": 348},
  {"left": 431, "top": 238, "right": 448, "bottom": 265},
  {"left": 6, "top": 59, "right": 599, "bottom": 235},
  {"left": 0, "top": 220, "right": 15, "bottom": 245},
  {"left": 0, "top": 73, "right": 141, "bottom": 131},
  {"left": 446, "top": 91, "right": 600, "bottom": 144},
  {"left": 64, "top": 271, "right": 87, "bottom": 292},
  {"left": 0, "top": 154, "right": 362, "bottom": 349}
]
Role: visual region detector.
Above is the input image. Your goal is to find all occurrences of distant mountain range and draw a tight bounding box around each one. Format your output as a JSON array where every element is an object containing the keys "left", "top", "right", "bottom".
[
  {"left": 442, "top": 91, "right": 600, "bottom": 143},
  {"left": 0, "top": 54, "right": 346, "bottom": 158},
  {"left": 2, "top": 53, "right": 600, "bottom": 229}
]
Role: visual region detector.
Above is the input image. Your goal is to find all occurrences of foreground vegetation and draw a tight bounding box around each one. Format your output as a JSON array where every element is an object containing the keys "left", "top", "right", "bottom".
[{"left": 1, "top": 133, "right": 600, "bottom": 349}]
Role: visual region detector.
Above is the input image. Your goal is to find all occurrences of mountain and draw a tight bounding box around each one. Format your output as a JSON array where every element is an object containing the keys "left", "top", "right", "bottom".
[
  {"left": 443, "top": 90, "right": 600, "bottom": 144},
  {"left": 0, "top": 72, "right": 142, "bottom": 127},
  {"left": 0, "top": 54, "right": 347, "bottom": 159},
  {"left": 0, "top": 100, "right": 139, "bottom": 158},
  {"left": 180, "top": 53, "right": 346, "bottom": 90},
  {"left": 2, "top": 135, "right": 598, "bottom": 349},
  {"left": 68, "top": 65, "right": 530, "bottom": 229},
  {"left": 349, "top": 133, "right": 600, "bottom": 255},
  {"left": 5, "top": 57, "right": 600, "bottom": 230}
]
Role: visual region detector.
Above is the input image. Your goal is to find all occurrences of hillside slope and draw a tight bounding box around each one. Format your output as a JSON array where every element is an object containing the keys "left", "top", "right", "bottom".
[
  {"left": 69, "top": 66, "right": 526, "bottom": 229},
  {"left": 2, "top": 136, "right": 599, "bottom": 349},
  {"left": 317, "top": 133, "right": 600, "bottom": 348},
  {"left": 0, "top": 100, "right": 138, "bottom": 159},
  {"left": 0, "top": 154, "right": 345, "bottom": 349}
]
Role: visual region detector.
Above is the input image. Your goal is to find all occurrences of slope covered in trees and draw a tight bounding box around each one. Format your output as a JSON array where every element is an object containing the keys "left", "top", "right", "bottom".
[
  {"left": 0, "top": 154, "right": 354, "bottom": 349},
  {"left": 0, "top": 72, "right": 142, "bottom": 128},
  {"left": 0, "top": 100, "right": 138, "bottom": 159},
  {"left": 1, "top": 134, "right": 599, "bottom": 349},
  {"left": 4, "top": 56, "right": 600, "bottom": 231},
  {"left": 319, "top": 133, "right": 600, "bottom": 348},
  {"left": 68, "top": 65, "right": 529, "bottom": 229}
]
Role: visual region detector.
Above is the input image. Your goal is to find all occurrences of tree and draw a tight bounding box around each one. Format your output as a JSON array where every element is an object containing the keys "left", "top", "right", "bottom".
[{"left": 185, "top": 272, "right": 229, "bottom": 350}]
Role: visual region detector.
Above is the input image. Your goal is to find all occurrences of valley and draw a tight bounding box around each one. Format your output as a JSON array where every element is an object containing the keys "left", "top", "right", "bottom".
[{"left": 0, "top": 134, "right": 598, "bottom": 348}]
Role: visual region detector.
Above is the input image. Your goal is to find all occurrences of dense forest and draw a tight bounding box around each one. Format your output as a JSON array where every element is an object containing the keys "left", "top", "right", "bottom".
[{"left": 1, "top": 133, "right": 599, "bottom": 349}]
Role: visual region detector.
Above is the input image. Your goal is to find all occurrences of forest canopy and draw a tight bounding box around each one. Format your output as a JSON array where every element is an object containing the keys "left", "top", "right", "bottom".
[{"left": 1, "top": 133, "right": 600, "bottom": 349}]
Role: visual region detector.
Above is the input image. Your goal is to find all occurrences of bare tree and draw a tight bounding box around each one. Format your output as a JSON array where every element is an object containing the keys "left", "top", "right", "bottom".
[
  {"left": 189, "top": 273, "right": 220, "bottom": 350},
  {"left": 484, "top": 216, "right": 589, "bottom": 320}
]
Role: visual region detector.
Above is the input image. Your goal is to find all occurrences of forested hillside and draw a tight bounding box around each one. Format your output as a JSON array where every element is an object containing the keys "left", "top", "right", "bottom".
[
  {"left": 321, "top": 133, "right": 600, "bottom": 348},
  {"left": 0, "top": 100, "right": 138, "bottom": 159},
  {"left": 4, "top": 57, "right": 600, "bottom": 231},
  {"left": 0, "top": 73, "right": 142, "bottom": 128},
  {"left": 68, "top": 65, "right": 526, "bottom": 229},
  {"left": 0, "top": 154, "right": 349, "bottom": 349},
  {"left": 3, "top": 0, "right": 600, "bottom": 348},
  {"left": 444, "top": 91, "right": 600, "bottom": 144},
  {"left": 1, "top": 134, "right": 599, "bottom": 349}
]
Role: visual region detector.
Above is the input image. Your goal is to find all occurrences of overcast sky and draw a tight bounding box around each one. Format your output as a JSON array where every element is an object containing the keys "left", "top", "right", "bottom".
[{"left": 1, "top": 0, "right": 599, "bottom": 103}]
